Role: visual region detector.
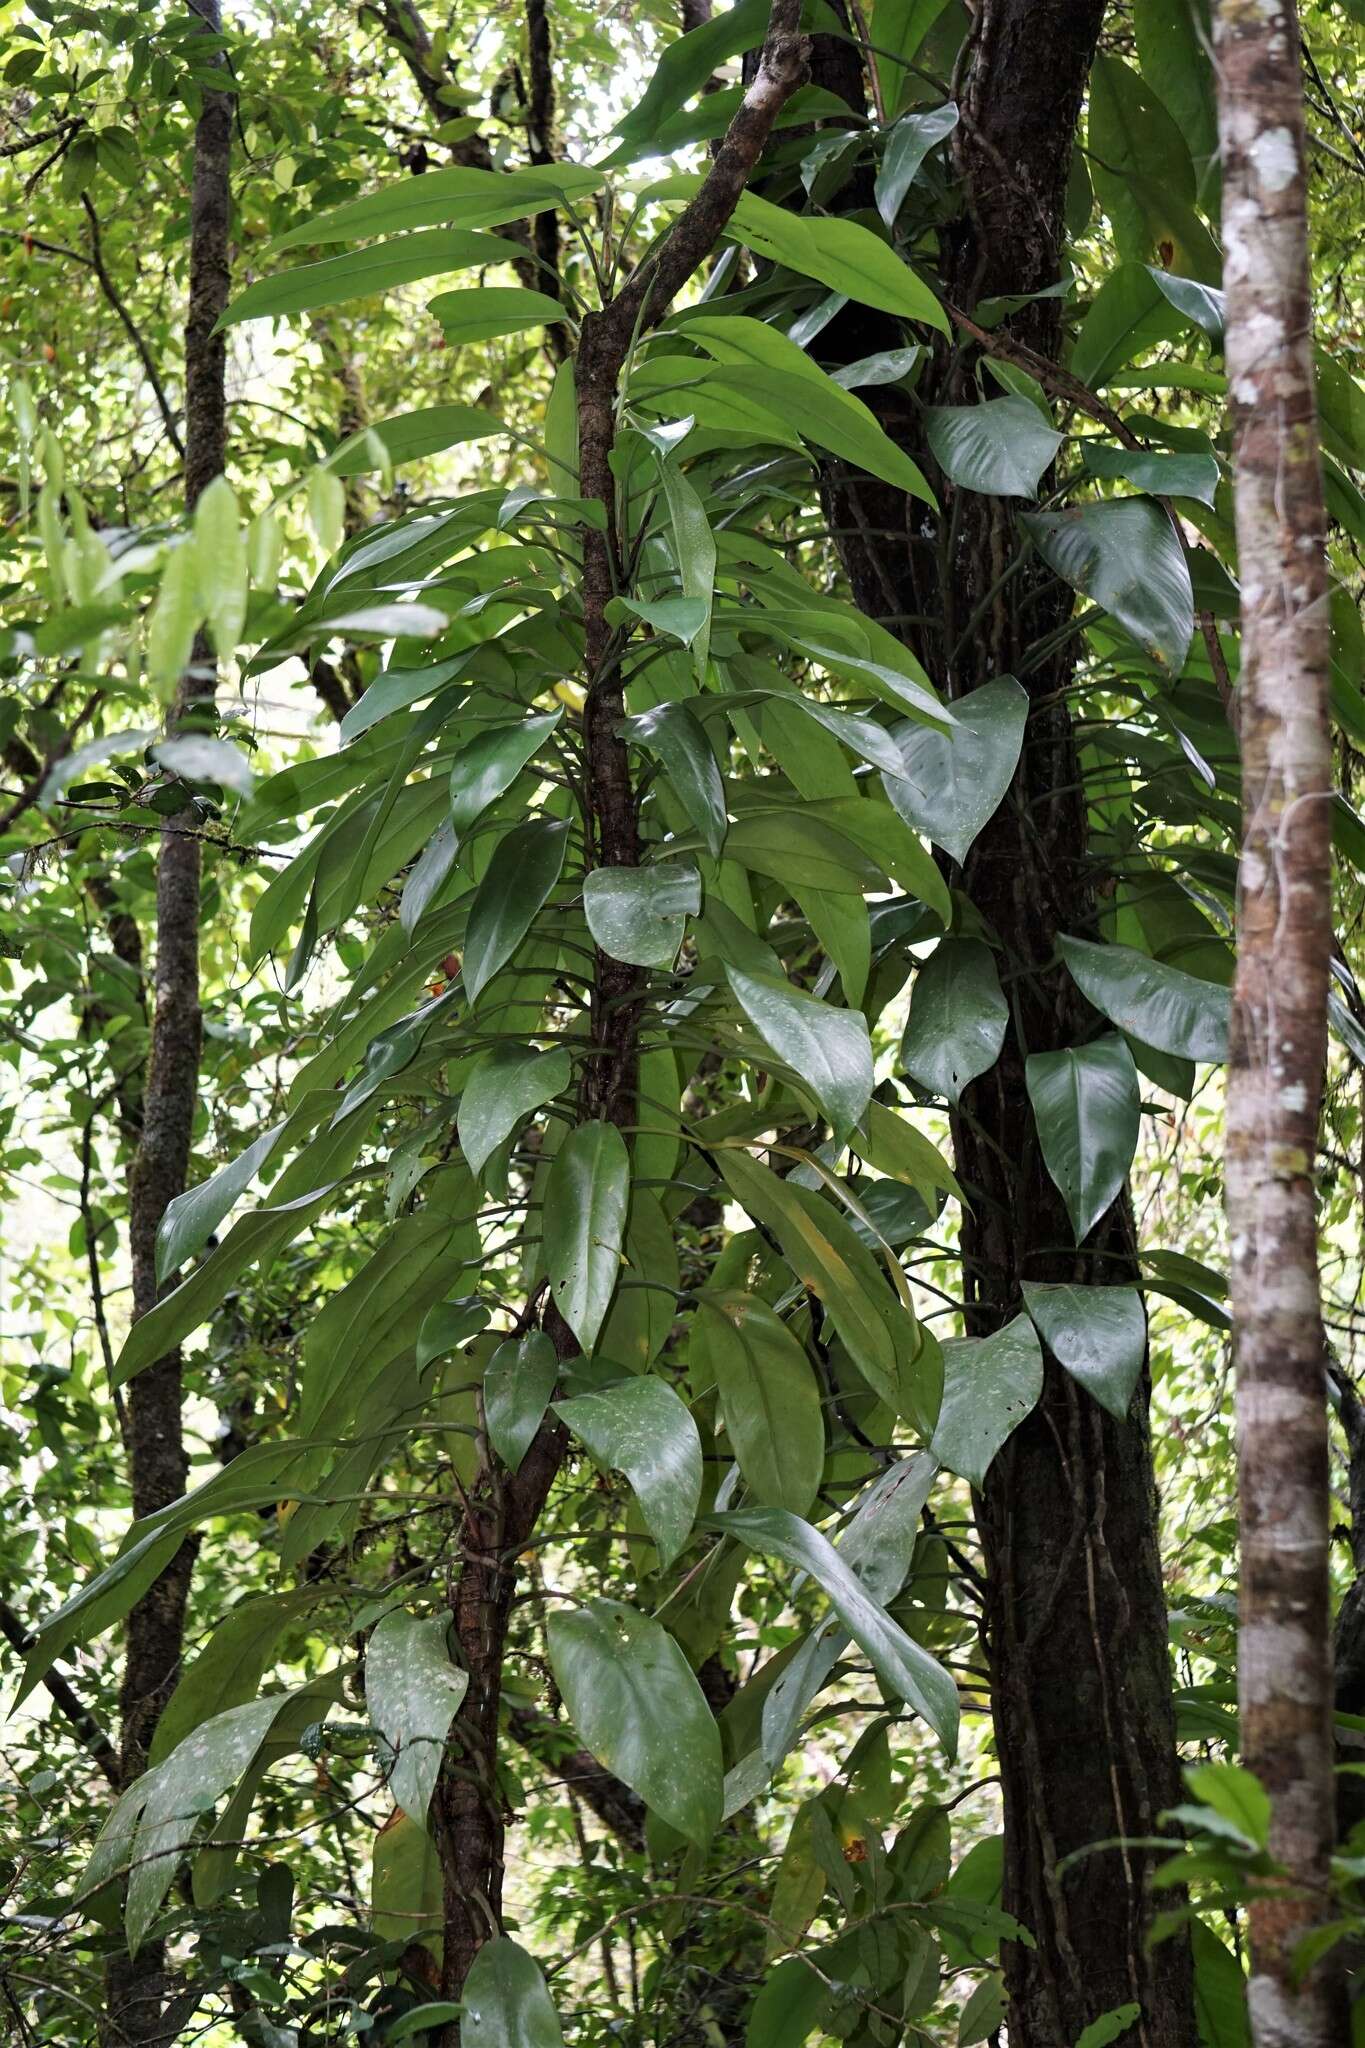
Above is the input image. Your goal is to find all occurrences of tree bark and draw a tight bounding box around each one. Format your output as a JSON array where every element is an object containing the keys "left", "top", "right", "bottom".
[
  {"left": 1215, "top": 4, "right": 1343, "bottom": 2041},
  {"left": 803, "top": 7, "right": 1195, "bottom": 2040},
  {"left": 105, "top": 5, "right": 231, "bottom": 2041},
  {"left": 426, "top": 9, "right": 809, "bottom": 2035}
]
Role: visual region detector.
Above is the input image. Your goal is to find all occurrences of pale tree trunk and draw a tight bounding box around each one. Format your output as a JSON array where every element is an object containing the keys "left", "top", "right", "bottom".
[
  {"left": 1215, "top": 3, "right": 1343, "bottom": 2042},
  {"left": 105, "top": 2, "right": 231, "bottom": 2040}
]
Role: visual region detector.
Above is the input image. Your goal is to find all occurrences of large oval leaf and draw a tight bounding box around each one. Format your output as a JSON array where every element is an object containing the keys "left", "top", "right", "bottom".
[
  {"left": 554, "top": 1376, "right": 702, "bottom": 1567},
  {"left": 1057, "top": 934, "right": 1229, "bottom": 1062},
  {"left": 484, "top": 1332, "right": 559, "bottom": 1475},
  {"left": 1022, "top": 500, "right": 1194, "bottom": 674},
  {"left": 584, "top": 861, "right": 701, "bottom": 967},
  {"left": 901, "top": 938, "right": 1008, "bottom": 1107},
  {"left": 1021, "top": 1281, "right": 1146, "bottom": 1422},
  {"left": 727, "top": 189, "right": 950, "bottom": 335},
  {"left": 725, "top": 965, "right": 873, "bottom": 1142},
  {"left": 365, "top": 1610, "right": 469, "bottom": 1823},
  {"left": 458, "top": 1044, "right": 572, "bottom": 1179},
  {"left": 930, "top": 1314, "right": 1044, "bottom": 1488},
  {"left": 1025, "top": 1034, "right": 1141, "bottom": 1243},
  {"left": 546, "top": 1598, "right": 722, "bottom": 1844},
  {"left": 883, "top": 674, "right": 1027, "bottom": 867},
  {"left": 450, "top": 711, "right": 562, "bottom": 837},
  {"left": 619, "top": 700, "right": 728, "bottom": 859},
  {"left": 923, "top": 396, "right": 1063, "bottom": 499},
  {"left": 542, "top": 1121, "right": 630, "bottom": 1354},
  {"left": 428, "top": 285, "right": 567, "bottom": 346},
  {"left": 462, "top": 1938, "right": 565, "bottom": 2048},
  {"left": 698, "top": 1293, "right": 825, "bottom": 1516}
]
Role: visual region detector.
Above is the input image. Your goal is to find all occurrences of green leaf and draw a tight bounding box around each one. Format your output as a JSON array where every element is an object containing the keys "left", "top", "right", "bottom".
[
  {"left": 711, "top": 1507, "right": 959, "bottom": 1756},
  {"left": 725, "top": 965, "right": 873, "bottom": 1142},
  {"left": 724, "top": 809, "right": 883, "bottom": 895},
  {"left": 463, "top": 818, "right": 570, "bottom": 1003},
  {"left": 365, "top": 1610, "right": 469, "bottom": 1822},
  {"left": 542, "top": 1121, "right": 631, "bottom": 1353},
  {"left": 450, "top": 710, "right": 563, "bottom": 837},
  {"left": 726, "top": 189, "right": 950, "bottom": 335},
  {"left": 883, "top": 673, "right": 1027, "bottom": 866},
  {"left": 584, "top": 860, "right": 701, "bottom": 968},
  {"left": 273, "top": 161, "right": 604, "bottom": 249},
  {"left": 1183, "top": 1761, "right": 1271, "bottom": 1850},
  {"left": 1025, "top": 1034, "right": 1141, "bottom": 1242},
  {"left": 458, "top": 1045, "right": 572, "bottom": 1179},
  {"left": 156, "top": 1118, "right": 286, "bottom": 1282},
  {"left": 555, "top": 1376, "right": 702, "bottom": 1567},
  {"left": 1081, "top": 439, "right": 1219, "bottom": 508},
  {"left": 611, "top": 594, "right": 709, "bottom": 645},
  {"left": 930, "top": 1314, "right": 1043, "bottom": 1488},
  {"left": 150, "top": 1590, "right": 318, "bottom": 1766},
  {"left": 698, "top": 1293, "right": 825, "bottom": 1515},
  {"left": 609, "top": 0, "right": 769, "bottom": 152},
  {"left": 331, "top": 403, "right": 508, "bottom": 476},
  {"left": 1133, "top": 0, "right": 1218, "bottom": 199},
  {"left": 371, "top": 1811, "right": 442, "bottom": 1947},
  {"left": 659, "top": 450, "right": 716, "bottom": 678},
  {"left": 620, "top": 700, "right": 728, "bottom": 859},
  {"left": 923, "top": 396, "right": 1062, "bottom": 498},
  {"left": 147, "top": 541, "right": 201, "bottom": 694},
  {"left": 429, "top": 286, "right": 566, "bottom": 346},
  {"left": 1148, "top": 266, "right": 1225, "bottom": 347},
  {"left": 1021, "top": 1281, "right": 1145, "bottom": 1421},
  {"left": 221, "top": 230, "right": 511, "bottom": 325},
  {"left": 1057, "top": 934, "right": 1230, "bottom": 1060},
  {"left": 876, "top": 102, "right": 959, "bottom": 226},
  {"left": 192, "top": 476, "right": 247, "bottom": 653},
  {"left": 901, "top": 939, "right": 1007, "bottom": 1107},
  {"left": 1075, "top": 2006, "right": 1143, "bottom": 2048},
  {"left": 400, "top": 818, "right": 457, "bottom": 935},
  {"left": 1022, "top": 501, "right": 1194, "bottom": 673},
  {"left": 462, "top": 1938, "right": 565, "bottom": 2048},
  {"left": 745, "top": 1956, "right": 829, "bottom": 2048},
  {"left": 1190, "top": 1920, "right": 1252, "bottom": 2048},
  {"left": 546, "top": 1599, "right": 723, "bottom": 1844},
  {"left": 1072, "top": 264, "right": 1188, "bottom": 390},
  {"left": 484, "top": 1332, "right": 559, "bottom": 1475},
  {"left": 154, "top": 734, "right": 255, "bottom": 795},
  {"left": 387, "top": 2008, "right": 464, "bottom": 2044},
  {"left": 1088, "top": 53, "right": 1221, "bottom": 284},
  {"left": 959, "top": 1974, "right": 1006, "bottom": 2045}
]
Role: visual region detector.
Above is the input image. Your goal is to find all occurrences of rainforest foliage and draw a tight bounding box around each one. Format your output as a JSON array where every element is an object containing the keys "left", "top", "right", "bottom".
[{"left": 1, "top": 0, "right": 1364, "bottom": 2045}]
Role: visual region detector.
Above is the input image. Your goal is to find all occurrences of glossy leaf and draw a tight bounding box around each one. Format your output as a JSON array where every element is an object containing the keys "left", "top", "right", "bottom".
[
  {"left": 1058, "top": 933, "right": 1230, "bottom": 1060},
  {"left": 484, "top": 1332, "right": 559, "bottom": 1475},
  {"left": 1025, "top": 1034, "right": 1141, "bottom": 1242},
  {"left": 712, "top": 1507, "right": 959, "bottom": 1756},
  {"left": 428, "top": 286, "right": 566, "bottom": 346},
  {"left": 583, "top": 861, "right": 701, "bottom": 967},
  {"left": 1021, "top": 1281, "right": 1146, "bottom": 1421},
  {"left": 555, "top": 1376, "right": 702, "bottom": 1567},
  {"left": 876, "top": 102, "right": 959, "bottom": 226},
  {"left": 698, "top": 1292, "right": 825, "bottom": 1515},
  {"left": 462, "top": 1938, "right": 565, "bottom": 2048},
  {"left": 546, "top": 1599, "right": 723, "bottom": 1843},
  {"left": 155, "top": 1118, "right": 286, "bottom": 1282},
  {"left": 274, "top": 161, "right": 604, "bottom": 249},
  {"left": 542, "top": 1120, "right": 630, "bottom": 1354},
  {"left": 365, "top": 1610, "right": 469, "bottom": 1822},
  {"left": 222, "top": 230, "right": 510, "bottom": 325},
  {"left": 1022, "top": 500, "right": 1194, "bottom": 673},
  {"left": 923, "top": 396, "right": 1062, "bottom": 499},
  {"left": 332, "top": 403, "right": 508, "bottom": 476},
  {"left": 620, "top": 700, "right": 728, "bottom": 859},
  {"left": 931, "top": 1314, "right": 1044, "bottom": 1488},
  {"left": 462, "top": 818, "right": 570, "bottom": 1003},
  {"left": 458, "top": 1044, "right": 572, "bottom": 1178},
  {"left": 726, "top": 189, "right": 950, "bottom": 335},
  {"left": 901, "top": 938, "right": 1008, "bottom": 1106},
  {"left": 883, "top": 673, "right": 1027, "bottom": 865},
  {"left": 1081, "top": 438, "right": 1219, "bottom": 507},
  {"left": 725, "top": 964, "right": 873, "bottom": 1141},
  {"left": 450, "top": 711, "right": 562, "bottom": 837}
]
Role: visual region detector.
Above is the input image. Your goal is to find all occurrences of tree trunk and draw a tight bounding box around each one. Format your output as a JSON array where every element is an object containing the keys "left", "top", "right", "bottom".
[
  {"left": 105, "top": 5, "right": 231, "bottom": 2041},
  {"left": 1214, "top": 4, "right": 1343, "bottom": 2041},
  {"left": 806, "top": 7, "right": 1195, "bottom": 2040}
]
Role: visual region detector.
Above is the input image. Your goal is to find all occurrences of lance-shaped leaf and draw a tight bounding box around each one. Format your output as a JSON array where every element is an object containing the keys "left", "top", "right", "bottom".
[
  {"left": 221, "top": 230, "right": 512, "bottom": 325},
  {"left": 484, "top": 1332, "right": 559, "bottom": 1475},
  {"left": 620, "top": 700, "right": 728, "bottom": 859},
  {"left": 156, "top": 1118, "right": 287, "bottom": 1282},
  {"left": 365, "top": 1610, "right": 469, "bottom": 1823},
  {"left": 659, "top": 450, "right": 716, "bottom": 678},
  {"left": 542, "top": 1121, "right": 630, "bottom": 1353},
  {"left": 429, "top": 286, "right": 566, "bottom": 347},
  {"left": 876, "top": 102, "right": 960, "bottom": 226},
  {"left": 150, "top": 1589, "right": 321, "bottom": 1767},
  {"left": 584, "top": 861, "right": 701, "bottom": 967},
  {"left": 272, "top": 161, "right": 604, "bottom": 249},
  {"left": 1081, "top": 439, "right": 1220, "bottom": 509},
  {"left": 462, "top": 1938, "right": 565, "bottom": 2048},
  {"left": 332, "top": 402, "right": 508, "bottom": 476},
  {"left": 450, "top": 710, "right": 562, "bottom": 837},
  {"left": 1022, "top": 500, "right": 1194, "bottom": 674},
  {"left": 883, "top": 674, "right": 1027, "bottom": 866},
  {"left": 698, "top": 1293, "right": 825, "bottom": 1516},
  {"left": 1021, "top": 1281, "right": 1146, "bottom": 1422},
  {"left": 725, "top": 188, "right": 950, "bottom": 335},
  {"left": 901, "top": 939, "right": 1008, "bottom": 1107},
  {"left": 547, "top": 1599, "right": 723, "bottom": 1844},
  {"left": 710, "top": 1506, "right": 959, "bottom": 1757},
  {"left": 923, "top": 396, "right": 1063, "bottom": 499},
  {"left": 1057, "top": 934, "right": 1230, "bottom": 1062},
  {"left": 931, "top": 1314, "right": 1044, "bottom": 1488},
  {"left": 192, "top": 476, "right": 247, "bottom": 654},
  {"left": 555, "top": 1376, "right": 702, "bottom": 1567},
  {"left": 463, "top": 817, "right": 570, "bottom": 1003},
  {"left": 1025, "top": 1034, "right": 1141, "bottom": 1243},
  {"left": 725, "top": 965, "right": 873, "bottom": 1142},
  {"left": 458, "top": 1045, "right": 572, "bottom": 1179}
]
